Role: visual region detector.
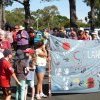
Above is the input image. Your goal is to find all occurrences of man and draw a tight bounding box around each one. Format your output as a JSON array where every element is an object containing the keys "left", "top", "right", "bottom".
[{"left": 0, "top": 49, "right": 21, "bottom": 100}]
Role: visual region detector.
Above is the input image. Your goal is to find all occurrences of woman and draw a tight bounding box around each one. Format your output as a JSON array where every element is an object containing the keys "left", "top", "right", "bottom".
[{"left": 35, "top": 41, "right": 47, "bottom": 100}]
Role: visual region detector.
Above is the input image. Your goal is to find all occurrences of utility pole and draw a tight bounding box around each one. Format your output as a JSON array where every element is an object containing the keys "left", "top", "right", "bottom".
[{"left": 36, "top": 18, "right": 39, "bottom": 30}]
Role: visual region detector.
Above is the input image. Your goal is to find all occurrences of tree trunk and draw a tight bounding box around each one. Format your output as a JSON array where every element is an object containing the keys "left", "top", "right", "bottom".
[
  {"left": 0, "top": 4, "right": 2, "bottom": 29},
  {"left": 23, "top": 0, "right": 31, "bottom": 30},
  {"left": 0, "top": 0, "right": 5, "bottom": 29},
  {"left": 90, "top": 0, "right": 95, "bottom": 31},
  {"left": 69, "top": 0, "right": 78, "bottom": 28}
]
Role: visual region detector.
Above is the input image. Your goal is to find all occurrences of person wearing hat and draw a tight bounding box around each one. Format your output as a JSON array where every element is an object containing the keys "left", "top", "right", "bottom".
[
  {"left": 23, "top": 48, "right": 36, "bottom": 100},
  {"left": 14, "top": 49, "right": 27, "bottom": 100},
  {"left": 16, "top": 26, "right": 29, "bottom": 50},
  {"left": 0, "top": 49, "right": 21, "bottom": 100},
  {"left": 84, "top": 30, "right": 92, "bottom": 40},
  {"left": 91, "top": 31, "right": 100, "bottom": 40}
]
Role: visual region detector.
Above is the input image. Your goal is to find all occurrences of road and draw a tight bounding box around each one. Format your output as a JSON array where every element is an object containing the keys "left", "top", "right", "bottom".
[
  {"left": 0, "top": 78, "right": 100, "bottom": 100},
  {"left": 0, "top": 69, "right": 100, "bottom": 100}
]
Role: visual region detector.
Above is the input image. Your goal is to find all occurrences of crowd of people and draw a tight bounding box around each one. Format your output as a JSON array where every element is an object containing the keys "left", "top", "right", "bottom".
[
  {"left": 0, "top": 25, "right": 100, "bottom": 100},
  {"left": 0, "top": 25, "right": 48, "bottom": 100},
  {"left": 52, "top": 27, "right": 100, "bottom": 40}
]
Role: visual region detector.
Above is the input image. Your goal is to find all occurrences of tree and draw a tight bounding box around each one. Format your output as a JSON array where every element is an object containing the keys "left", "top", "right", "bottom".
[
  {"left": 5, "top": 8, "right": 25, "bottom": 26},
  {"left": 69, "top": 0, "right": 78, "bottom": 28},
  {"left": 31, "top": 5, "right": 60, "bottom": 29},
  {"left": 0, "top": 0, "right": 5, "bottom": 29},
  {"left": 3, "top": 0, "right": 31, "bottom": 30},
  {"left": 0, "top": 0, "right": 13, "bottom": 29},
  {"left": 42, "top": 0, "right": 78, "bottom": 28},
  {"left": 84, "top": 0, "right": 100, "bottom": 28},
  {"left": 13, "top": 0, "right": 31, "bottom": 30}
]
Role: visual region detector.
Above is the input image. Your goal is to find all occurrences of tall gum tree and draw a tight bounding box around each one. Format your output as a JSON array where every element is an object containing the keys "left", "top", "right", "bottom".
[
  {"left": 42, "top": 0, "right": 78, "bottom": 28},
  {"left": 0, "top": 0, "right": 31, "bottom": 30},
  {"left": 13, "top": 0, "right": 31, "bottom": 30}
]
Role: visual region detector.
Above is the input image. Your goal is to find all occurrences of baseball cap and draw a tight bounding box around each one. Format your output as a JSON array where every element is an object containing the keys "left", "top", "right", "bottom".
[
  {"left": 24, "top": 48, "right": 35, "bottom": 54},
  {"left": 3, "top": 49, "right": 12, "bottom": 57}
]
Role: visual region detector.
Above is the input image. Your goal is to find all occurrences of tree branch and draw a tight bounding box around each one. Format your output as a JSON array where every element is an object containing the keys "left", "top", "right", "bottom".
[{"left": 13, "top": 0, "right": 24, "bottom": 5}]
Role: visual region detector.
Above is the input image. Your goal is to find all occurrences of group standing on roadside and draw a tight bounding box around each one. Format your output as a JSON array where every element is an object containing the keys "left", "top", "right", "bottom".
[
  {"left": 0, "top": 25, "right": 48, "bottom": 100},
  {"left": 0, "top": 25, "right": 100, "bottom": 100}
]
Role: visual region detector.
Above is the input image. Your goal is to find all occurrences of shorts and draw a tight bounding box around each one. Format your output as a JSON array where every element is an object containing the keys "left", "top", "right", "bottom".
[
  {"left": 2, "top": 87, "right": 12, "bottom": 96},
  {"left": 35, "top": 66, "right": 46, "bottom": 73},
  {"left": 26, "top": 80, "right": 34, "bottom": 88}
]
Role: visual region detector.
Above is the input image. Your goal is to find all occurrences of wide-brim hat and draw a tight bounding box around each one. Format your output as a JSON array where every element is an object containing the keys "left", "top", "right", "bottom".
[
  {"left": 91, "top": 31, "right": 98, "bottom": 35},
  {"left": 79, "top": 27, "right": 84, "bottom": 31},
  {"left": 15, "top": 49, "right": 25, "bottom": 60},
  {"left": 19, "top": 25, "right": 24, "bottom": 30}
]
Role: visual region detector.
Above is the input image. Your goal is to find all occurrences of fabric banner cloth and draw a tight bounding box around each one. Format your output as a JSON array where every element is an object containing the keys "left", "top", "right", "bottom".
[{"left": 50, "top": 35, "right": 100, "bottom": 93}]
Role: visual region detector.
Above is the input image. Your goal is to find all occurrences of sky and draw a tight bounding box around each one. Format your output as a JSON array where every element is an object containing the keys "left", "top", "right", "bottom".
[{"left": 6, "top": 0, "right": 90, "bottom": 21}]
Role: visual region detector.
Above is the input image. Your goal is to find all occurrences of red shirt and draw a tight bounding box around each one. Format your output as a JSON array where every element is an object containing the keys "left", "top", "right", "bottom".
[
  {"left": 12, "top": 31, "right": 17, "bottom": 42},
  {"left": 0, "top": 40, "right": 11, "bottom": 49},
  {"left": 0, "top": 58, "right": 14, "bottom": 87}
]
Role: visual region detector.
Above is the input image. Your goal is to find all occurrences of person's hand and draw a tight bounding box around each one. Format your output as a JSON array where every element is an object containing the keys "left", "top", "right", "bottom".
[
  {"left": 17, "top": 82, "right": 22, "bottom": 86},
  {"left": 26, "top": 67, "right": 30, "bottom": 71},
  {"left": 42, "top": 45, "right": 46, "bottom": 51},
  {"left": 47, "top": 56, "right": 51, "bottom": 61}
]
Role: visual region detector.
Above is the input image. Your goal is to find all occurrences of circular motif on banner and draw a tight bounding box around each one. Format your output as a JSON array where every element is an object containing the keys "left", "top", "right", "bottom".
[
  {"left": 87, "top": 77, "right": 95, "bottom": 88},
  {"left": 62, "top": 42, "right": 71, "bottom": 50}
]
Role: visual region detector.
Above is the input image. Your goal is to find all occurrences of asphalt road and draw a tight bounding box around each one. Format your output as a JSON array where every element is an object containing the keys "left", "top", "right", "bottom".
[
  {"left": 0, "top": 69, "right": 100, "bottom": 100},
  {"left": 0, "top": 86, "right": 100, "bottom": 100},
  {"left": 0, "top": 78, "right": 100, "bottom": 100}
]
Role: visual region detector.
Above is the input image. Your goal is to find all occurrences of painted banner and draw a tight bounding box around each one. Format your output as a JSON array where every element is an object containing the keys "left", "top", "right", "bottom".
[{"left": 50, "top": 35, "right": 100, "bottom": 93}]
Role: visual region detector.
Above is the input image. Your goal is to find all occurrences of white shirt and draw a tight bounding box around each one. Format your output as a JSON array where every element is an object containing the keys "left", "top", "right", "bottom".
[{"left": 36, "top": 48, "right": 47, "bottom": 66}]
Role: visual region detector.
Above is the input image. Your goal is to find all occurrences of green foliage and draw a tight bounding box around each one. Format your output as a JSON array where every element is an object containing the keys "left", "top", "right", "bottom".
[
  {"left": 83, "top": 0, "right": 100, "bottom": 27},
  {"left": 77, "top": 22, "right": 89, "bottom": 27},
  {"left": 5, "top": 5, "right": 88, "bottom": 30},
  {"left": 5, "top": 8, "right": 25, "bottom": 26},
  {"left": 31, "top": 5, "right": 70, "bottom": 30}
]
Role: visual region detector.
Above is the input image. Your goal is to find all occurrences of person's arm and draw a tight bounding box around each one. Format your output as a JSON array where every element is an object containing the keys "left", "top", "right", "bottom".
[
  {"left": 21, "top": 30, "right": 29, "bottom": 39},
  {"left": 38, "top": 46, "right": 47, "bottom": 57},
  {"left": 12, "top": 73, "right": 21, "bottom": 86}
]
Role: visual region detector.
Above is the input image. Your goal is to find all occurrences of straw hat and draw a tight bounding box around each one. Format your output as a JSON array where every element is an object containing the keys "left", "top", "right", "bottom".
[{"left": 19, "top": 25, "right": 25, "bottom": 30}]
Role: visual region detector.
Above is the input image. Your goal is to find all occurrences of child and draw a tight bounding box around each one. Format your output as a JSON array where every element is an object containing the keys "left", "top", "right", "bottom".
[
  {"left": 14, "top": 49, "right": 27, "bottom": 100},
  {"left": 24, "top": 48, "right": 36, "bottom": 100},
  {"left": 0, "top": 49, "right": 21, "bottom": 100}
]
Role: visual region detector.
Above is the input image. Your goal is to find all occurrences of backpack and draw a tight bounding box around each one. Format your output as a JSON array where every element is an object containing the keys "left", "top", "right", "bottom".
[
  {"left": 34, "top": 31, "right": 44, "bottom": 43},
  {"left": 16, "top": 30, "right": 28, "bottom": 41}
]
